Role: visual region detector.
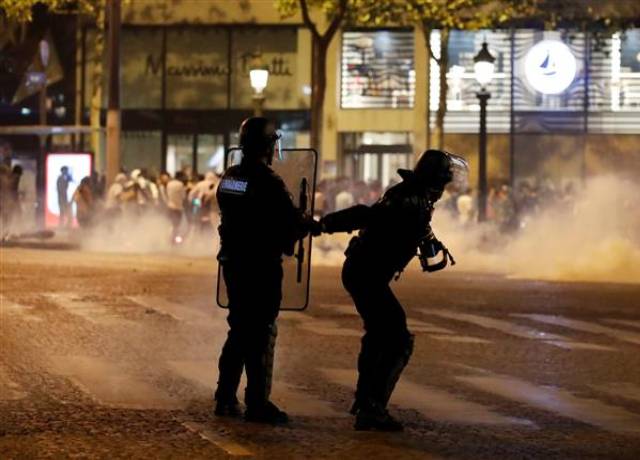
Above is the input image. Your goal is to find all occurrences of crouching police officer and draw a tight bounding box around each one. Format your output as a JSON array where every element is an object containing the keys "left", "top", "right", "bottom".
[
  {"left": 214, "top": 117, "right": 310, "bottom": 424},
  {"left": 319, "top": 150, "right": 467, "bottom": 431}
]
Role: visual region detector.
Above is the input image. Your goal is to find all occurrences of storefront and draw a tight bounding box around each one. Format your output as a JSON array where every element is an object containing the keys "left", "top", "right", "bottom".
[
  {"left": 81, "top": 25, "right": 311, "bottom": 176},
  {"left": 334, "top": 27, "right": 640, "bottom": 187}
]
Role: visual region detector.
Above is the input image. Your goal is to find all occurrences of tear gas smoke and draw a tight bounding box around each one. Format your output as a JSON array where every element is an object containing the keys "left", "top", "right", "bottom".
[
  {"left": 312, "top": 176, "right": 640, "bottom": 284},
  {"left": 431, "top": 175, "right": 640, "bottom": 284},
  {"left": 81, "top": 212, "right": 219, "bottom": 257},
  {"left": 5, "top": 175, "right": 637, "bottom": 285}
]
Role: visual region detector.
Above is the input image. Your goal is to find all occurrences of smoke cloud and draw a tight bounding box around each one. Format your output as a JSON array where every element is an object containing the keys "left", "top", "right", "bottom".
[{"left": 431, "top": 175, "right": 640, "bottom": 284}]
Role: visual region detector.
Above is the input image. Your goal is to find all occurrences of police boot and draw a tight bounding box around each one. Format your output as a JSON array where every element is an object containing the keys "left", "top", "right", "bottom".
[
  {"left": 245, "top": 400, "right": 289, "bottom": 425},
  {"left": 350, "top": 332, "right": 378, "bottom": 415},
  {"left": 214, "top": 396, "right": 242, "bottom": 418},
  {"left": 376, "top": 334, "right": 414, "bottom": 409},
  {"left": 244, "top": 324, "right": 288, "bottom": 425},
  {"left": 354, "top": 401, "right": 403, "bottom": 432},
  {"left": 214, "top": 328, "right": 245, "bottom": 417}
]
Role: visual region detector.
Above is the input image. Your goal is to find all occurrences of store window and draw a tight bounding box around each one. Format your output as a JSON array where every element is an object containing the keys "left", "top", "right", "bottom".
[
  {"left": 341, "top": 30, "right": 415, "bottom": 109},
  {"left": 434, "top": 28, "right": 640, "bottom": 133},
  {"left": 609, "top": 29, "right": 640, "bottom": 111},
  {"left": 166, "top": 28, "right": 229, "bottom": 109},
  {"left": 340, "top": 132, "right": 413, "bottom": 188},
  {"left": 122, "top": 29, "right": 163, "bottom": 109},
  {"left": 430, "top": 29, "right": 511, "bottom": 114},
  {"left": 122, "top": 131, "right": 162, "bottom": 174}
]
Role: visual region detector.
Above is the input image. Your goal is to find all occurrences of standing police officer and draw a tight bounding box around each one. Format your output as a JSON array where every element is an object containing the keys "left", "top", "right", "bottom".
[
  {"left": 319, "top": 150, "right": 466, "bottom": 431},
  {"left": 214, "top": 117, "right": 309, "bottom": 424}
]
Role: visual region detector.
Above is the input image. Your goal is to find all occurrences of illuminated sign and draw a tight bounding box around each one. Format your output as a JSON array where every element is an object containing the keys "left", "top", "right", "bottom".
[
  {"left": 45, "top": 153, "right": 93, "bottom": 228},
  {"left": 524, "top": 40, "right": 577, "bottom": 95}
]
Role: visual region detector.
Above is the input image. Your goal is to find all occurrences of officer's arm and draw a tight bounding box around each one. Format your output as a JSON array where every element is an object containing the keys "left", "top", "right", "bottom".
[{"left": 319, "top": 204, "right": 373, "bottom": 234}]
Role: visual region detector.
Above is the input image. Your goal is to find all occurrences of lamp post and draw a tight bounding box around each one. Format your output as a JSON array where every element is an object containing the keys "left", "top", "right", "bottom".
[
  {"left": 249, "top": 52, "right": 269, "bottom": 117},
  {"left": 473, "top": 41, "right": 495, "bottom": 222}
]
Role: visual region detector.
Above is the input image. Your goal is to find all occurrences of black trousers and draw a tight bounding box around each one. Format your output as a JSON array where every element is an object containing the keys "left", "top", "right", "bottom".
[
  {"left": 215, "top": 260, "right": 283, "bottom": 408},
  {"left": 342, "top": 255, "right": 413, "bottom": 410}
]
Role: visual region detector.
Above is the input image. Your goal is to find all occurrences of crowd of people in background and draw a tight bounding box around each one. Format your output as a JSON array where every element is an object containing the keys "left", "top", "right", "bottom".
[
  {"left": 314, "top": 176, "right": 578, "bottom": 234},
  {"left": 60, "top": 167, "right": 221, "bottom": 244},
  {"left": 2, "top": 156, "right": 580, "bottom": 244}
]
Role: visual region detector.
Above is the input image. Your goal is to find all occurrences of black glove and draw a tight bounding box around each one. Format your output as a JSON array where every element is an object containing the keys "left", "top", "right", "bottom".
[
  {"left": 308, "top": 218, "right": 323, "bottom": 237},
  {"left": 299, "top": 215, "right": 322, "bottom": 237}
]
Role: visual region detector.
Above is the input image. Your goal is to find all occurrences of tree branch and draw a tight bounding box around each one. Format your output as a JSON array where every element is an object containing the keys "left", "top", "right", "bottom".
[
  {"left": 423, "top": 22, "right": 441, "bottom": 65},
  {"left": 322, "top": 0, "right": 347, "bottom": 44},
  {"left": 299, "top": 0, "right": 320, "bottom": 40}
]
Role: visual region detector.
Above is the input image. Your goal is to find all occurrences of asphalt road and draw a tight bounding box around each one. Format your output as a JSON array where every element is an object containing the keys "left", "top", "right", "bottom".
[{"left": 1, "top": 248, "right": 640, "bottom": 459}]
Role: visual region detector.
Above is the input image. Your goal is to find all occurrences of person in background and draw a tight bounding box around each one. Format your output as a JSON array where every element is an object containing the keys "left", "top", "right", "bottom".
[
  {"left": 7, "top": 165, "right": 23, "bottom": 230},
  {"left": 335, "top": 178, "right": 355, "bottom": 211},
  {"left": 104, "top": 173, "right": 128, "bottom": 224},
  {"left": 0, "top": 164, "right": 12, "bottom": 235},
  {"left": 456, "top": 187, "right": 474, "bottom": 225},
  {"left": 166, "top": 171, "right": 187, "bottom": 243},
  {"left": 157, "top": 171, "right": 171, "bottom": 210},
  {"left": 57, "top": 166, "right": 72, "bottom": 228},
  {"left": 72, "top": 176, "right": 94, "bottom": 229},
  {"left": 188, "top": 171, "right": 218, "bottom": 236}
]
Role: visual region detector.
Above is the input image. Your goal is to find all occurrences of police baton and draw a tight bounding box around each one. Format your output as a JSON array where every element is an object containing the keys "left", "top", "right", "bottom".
[{"left": 296, "top": 177, "right": 308, "bottom": 283}]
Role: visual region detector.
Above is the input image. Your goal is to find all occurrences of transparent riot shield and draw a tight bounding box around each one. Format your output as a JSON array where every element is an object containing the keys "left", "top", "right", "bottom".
[{"left": 216, "top": 148, "right": 318, "bottom": 311}]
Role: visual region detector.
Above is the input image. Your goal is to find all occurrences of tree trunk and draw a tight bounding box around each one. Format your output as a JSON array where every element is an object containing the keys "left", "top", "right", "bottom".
[
  {"left": 434, "top": 28, "right": 449, "bottom": 150},
  {"left": 89, "top": 3, "right": 105, "bottom": 172},
  {"left": 310, "top": 37, "right": 328, "bottom": 155}
]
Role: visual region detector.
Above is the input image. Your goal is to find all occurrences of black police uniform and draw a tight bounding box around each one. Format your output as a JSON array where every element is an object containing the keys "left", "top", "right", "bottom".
[
  {"left": 215, "top": 158, "right": 299, "bottom": 414},
  {"left": 321, "top": 167, "right": 445, "bottom": 429}
]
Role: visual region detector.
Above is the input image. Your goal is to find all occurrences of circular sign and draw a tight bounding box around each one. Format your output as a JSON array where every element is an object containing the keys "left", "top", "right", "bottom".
[{"left": 524, "top": 40, "right": 576, "bottom": 95}]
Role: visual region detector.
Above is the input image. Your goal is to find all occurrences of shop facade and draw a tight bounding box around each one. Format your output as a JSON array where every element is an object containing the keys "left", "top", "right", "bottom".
[{"left": 81, "top": 24, "right": 312, "bottom": 176}]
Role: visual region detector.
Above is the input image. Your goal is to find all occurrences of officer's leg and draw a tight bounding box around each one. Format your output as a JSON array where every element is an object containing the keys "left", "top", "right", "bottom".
[
  {"left": 214, "top": 263, "right": 246, "bottom": 416},
  {"left": 345, "top": 263, "right": 410, "bottom": 430},
  {"left": 242, "top": 265, "right": 288, "bottom": 424},
  {"left": 369, "top": 284, "right": 413, "bottom": 410},
  {"left": 214, "top": 308, "right": 244, "bottom": 413},
  {"left": 342, "top": 258, "right": 385, "bottom": 414},
  {"left": 243, "top": 321, "right": 277, "bottom": 407}
]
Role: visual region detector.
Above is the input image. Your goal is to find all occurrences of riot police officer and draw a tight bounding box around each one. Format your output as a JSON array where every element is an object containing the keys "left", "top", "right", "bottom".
[
  {"left": 319, "top": 150, "right": 467, "bottom": 431},
  {"left": 214, "top": 117, "right": 307, "bottom": 424}
]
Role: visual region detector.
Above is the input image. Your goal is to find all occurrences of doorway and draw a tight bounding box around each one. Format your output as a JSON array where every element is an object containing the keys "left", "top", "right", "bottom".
[
  {"left": 165, "top": 133, "right": 225, "bottom": 177},
  {"left": 340, "top": 132, "right": 414, "bottom": 188}
]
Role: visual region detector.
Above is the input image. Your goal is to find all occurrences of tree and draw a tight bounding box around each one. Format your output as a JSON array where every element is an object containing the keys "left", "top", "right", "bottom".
[{"left": 277, "top": 0, "right": 347, "bottom": 154}]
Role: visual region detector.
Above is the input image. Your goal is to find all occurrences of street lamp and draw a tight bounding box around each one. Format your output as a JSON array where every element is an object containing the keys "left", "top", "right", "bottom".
[
  {"left": 249, "top": 52, "right": 269, "bottom": 117},
  {"left": 473, "top": 41, "right": 495, "bottom": 222}
]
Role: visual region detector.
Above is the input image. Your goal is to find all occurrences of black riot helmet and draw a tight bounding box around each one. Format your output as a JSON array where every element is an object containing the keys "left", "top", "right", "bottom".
[
  {"left": 239, "top": 117, "right": 281, "bottom": 165},
  {"left": 404, "top": 149, "right": 469, "bottom": 199}
]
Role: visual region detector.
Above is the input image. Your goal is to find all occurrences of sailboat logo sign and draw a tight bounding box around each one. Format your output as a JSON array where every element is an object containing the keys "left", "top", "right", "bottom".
[{"left": 524, "top": 40, "right": 577, "bottom": 95}]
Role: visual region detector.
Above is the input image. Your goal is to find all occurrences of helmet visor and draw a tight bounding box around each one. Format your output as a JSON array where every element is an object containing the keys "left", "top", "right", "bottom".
[{"left": 447, "top": 152, "right": 469, "bottom": 188}]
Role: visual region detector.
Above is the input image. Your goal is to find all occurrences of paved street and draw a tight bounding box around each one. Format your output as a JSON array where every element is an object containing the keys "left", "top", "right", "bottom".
[{"left": 1, "top": 248, "right": 640, "bottom": 459}]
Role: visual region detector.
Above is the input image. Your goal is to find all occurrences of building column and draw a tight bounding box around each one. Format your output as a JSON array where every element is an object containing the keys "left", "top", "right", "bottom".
[{"left": 413, "top": 26, "right": 428, "bottom": 157}]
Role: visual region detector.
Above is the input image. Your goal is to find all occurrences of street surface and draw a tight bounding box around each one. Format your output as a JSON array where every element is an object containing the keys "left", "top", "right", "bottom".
[{"left": 1, "top": 247, "right": 640, "bottom": 459}]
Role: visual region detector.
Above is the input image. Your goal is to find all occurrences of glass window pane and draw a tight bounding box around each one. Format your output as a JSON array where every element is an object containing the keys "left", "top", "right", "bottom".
[
  {"left": 341, "top": 30, "right": 415, "bottom": 108},
  {"left": 166, "top": 134, "right": 193, "bottom": 176},
  {"left": 166, "top": 29, "right": 229, "bottom": 109},
  {"left": 122, "top": 131, "right": 161, "bottom": 174},
  {"left": 121, "top": 29, "right": 163, "bottom": 109},
  {"left": 196, "top": 134, "right": 225, "bottom": 175}
]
